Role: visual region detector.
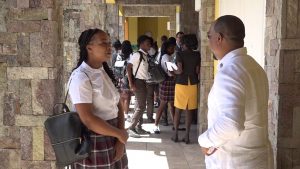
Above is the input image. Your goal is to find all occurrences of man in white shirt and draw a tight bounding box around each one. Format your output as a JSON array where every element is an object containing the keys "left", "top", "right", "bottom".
[
  {"left": 198, "top": 15, "right": 273, "bottom": 169},
  {"left": 126, "top": 35, "right": 154, "bottom": 138}
]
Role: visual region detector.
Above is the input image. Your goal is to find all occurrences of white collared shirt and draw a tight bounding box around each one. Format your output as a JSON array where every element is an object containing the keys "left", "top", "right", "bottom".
[
  {"left": 128, "top": 49, "right": 150, "bottom": 80},
  {"left": 198, "top": 47, "right": 272, "bottom": 169},
  {"left": 160, "top": 53, "right": 174, "bottom": 76},
  {"left": 68, "top": 62, "right": 120, "bottom": 120}
]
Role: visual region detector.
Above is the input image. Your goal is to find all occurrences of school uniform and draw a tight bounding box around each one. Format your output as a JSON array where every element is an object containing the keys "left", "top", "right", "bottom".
[
  {"left": 174, "top": 50, "right": 201, "bottom": 110},
  {"left": 159, "top": 53, "right": 175, "bottom": 102},
  {"left": 69, "top": 61, "right": 128, "bottom": 169},
  {"left": 127, "top": 49, "right": 155, "bottom": 129}
]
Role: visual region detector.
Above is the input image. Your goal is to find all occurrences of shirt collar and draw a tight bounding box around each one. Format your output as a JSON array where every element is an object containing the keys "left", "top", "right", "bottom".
[
  {"left": 138, "top": 49, "right": 148, "bottom": 55},
  {"left": 80, "top": 61, "right": 103, "bottom": 73},
  {"left": 218, "top": 47, "right": 247, "bottom": 69}
]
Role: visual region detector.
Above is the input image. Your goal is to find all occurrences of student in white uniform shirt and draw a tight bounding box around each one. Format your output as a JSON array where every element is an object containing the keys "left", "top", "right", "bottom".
[
  {"left": 68, "top": 29, "right": 128, "bottom": 168},
  {"left": 126, "top": 35, "right": 154, "bottom": 138},
  {"left": 198, "top": 15, "right": 273, "bottom": 169}
]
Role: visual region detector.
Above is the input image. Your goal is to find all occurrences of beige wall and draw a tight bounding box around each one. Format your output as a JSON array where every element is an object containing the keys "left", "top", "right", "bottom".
[{"left": 218, "top": 0, "right": 266, "bottom": 67}]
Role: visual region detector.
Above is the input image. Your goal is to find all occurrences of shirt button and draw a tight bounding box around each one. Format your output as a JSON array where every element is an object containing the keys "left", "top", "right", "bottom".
[{"left": 220, "top": 63, "right": 223, "bottom": 68}]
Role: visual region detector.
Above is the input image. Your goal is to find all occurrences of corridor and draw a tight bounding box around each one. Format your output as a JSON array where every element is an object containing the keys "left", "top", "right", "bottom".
[{"left": 125, "top": 120, "right": 205, "bottom": 169}]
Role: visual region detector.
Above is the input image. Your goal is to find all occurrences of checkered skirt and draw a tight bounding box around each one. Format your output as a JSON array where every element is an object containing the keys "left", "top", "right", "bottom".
[
  {"left": 159, "top": 76, "right": 175, "bottom": 102},
  {"left": 71, "top": 118, "right": 128, "bottom": 169}
]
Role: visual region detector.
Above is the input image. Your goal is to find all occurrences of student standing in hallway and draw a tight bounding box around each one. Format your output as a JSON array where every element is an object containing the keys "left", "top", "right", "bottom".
[
  {"left": 68, "top": 28, "right": 128, "bottom": 168},
  {"left": 126, "top": 35, "right": 154, "bottom": 138},
  {"left": 153, "top": 41, "right": 176, "bottom": 134},
  {"left": 172, "top": 34, "right": 200, "bottom": 144},
  {"left": 198, "top": 15, "right": 273, "bottom": 169}
]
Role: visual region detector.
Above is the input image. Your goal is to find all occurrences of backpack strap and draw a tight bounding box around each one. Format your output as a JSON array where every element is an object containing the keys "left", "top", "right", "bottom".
[
  {"left": 134, "top": 51, "right": 145, "bottom": 78},
  {"left": 159, "top": 53, "right": 163, "bottom": 65},
  {"left": 64, "top": 71, "right": 92, "bottom": 104}
]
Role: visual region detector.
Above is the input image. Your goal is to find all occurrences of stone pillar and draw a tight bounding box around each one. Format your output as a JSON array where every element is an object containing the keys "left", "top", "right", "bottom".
[
  {"left": 265, "top": 0, "right": 300, "bottom": 168},
  {"left": 180, "top": 0, "right": 199, "bottom": 34},
  {"left": 62, "top": 0, "right": 119, "bottom": 76},
  {"left": 198, "top": 0, "right": 215, "bottom": 134},
  {"left": 0, "top": 0, "right": 59, "bottom": 168}
]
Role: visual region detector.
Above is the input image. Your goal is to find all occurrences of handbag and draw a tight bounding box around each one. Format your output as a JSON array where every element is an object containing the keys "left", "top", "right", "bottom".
[{"left": 44, "top": 72, "right": 91, "bottom": 167}]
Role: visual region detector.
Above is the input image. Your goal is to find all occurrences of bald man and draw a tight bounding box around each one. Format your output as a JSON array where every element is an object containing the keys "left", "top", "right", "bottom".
[{"left": 198, "top": 15, "right": 273, "bottom": 169}]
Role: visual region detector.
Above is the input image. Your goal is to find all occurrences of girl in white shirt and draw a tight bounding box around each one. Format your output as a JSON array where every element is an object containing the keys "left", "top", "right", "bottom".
[
  {"left": 153, "top": 41, "right": 176, "bottom": 134},
  {"left": 68, "top": 28, "right": 128, "bottom": 169}
]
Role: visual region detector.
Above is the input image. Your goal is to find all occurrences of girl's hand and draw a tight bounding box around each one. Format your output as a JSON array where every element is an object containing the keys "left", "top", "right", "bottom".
[
  {"left": 117, "top": 129, "right": 128, "bottom": 144},
  {"left": 113, "top": 140, "right": 125, "bottom": 162}
]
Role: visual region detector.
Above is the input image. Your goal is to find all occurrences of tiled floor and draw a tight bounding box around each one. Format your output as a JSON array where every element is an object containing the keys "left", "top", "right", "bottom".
[{"left": 125, "top": 116, "right": 206, "bottom": 169}]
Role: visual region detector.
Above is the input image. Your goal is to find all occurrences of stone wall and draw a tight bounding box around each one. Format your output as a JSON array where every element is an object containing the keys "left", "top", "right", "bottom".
[
  {"left": 265, "top": 0, "right": 300, "bottom": 168},
  {"left": 119, "top": 0, "right": 182, "bottom": 5},
  {"left": 0, "top": 0, "right": 60, "bottom": 168},
  {"left": 180, "top": 0, "right": 199, "bottom": 34},
  {"left": 198, "top": 0, "right": 215, "bottom": 134},
  {"left": 62, "top": 0, "right": 119, "bottom": 77}
]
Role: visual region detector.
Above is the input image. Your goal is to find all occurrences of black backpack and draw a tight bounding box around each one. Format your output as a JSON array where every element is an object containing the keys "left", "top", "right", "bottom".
[
  {"left": 142, "top": 51, "right": 166, "bottom": 84},
  {"left": 44, "top": 72, "right": 92, "bottom": 167}
]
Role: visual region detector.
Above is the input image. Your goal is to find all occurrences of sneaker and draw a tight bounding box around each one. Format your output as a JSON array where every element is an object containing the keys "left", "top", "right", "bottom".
[
  {"left": 146, "top": 118, "right": 155, "bottom": 123},
  {"left": 125, "top": 114, "right": 131, "bottom": 120},
  {"left": 128, "top": 129, "right": 141, "bottom": 138},
  {"left": 160, "top": 119, "right": 168, "bottom": 126},
  {"left": 126, "top": 116, "right": 132, "bottom": 123},
  {"left": 153, "top": 126, "right": 160, "bottom": 134},
  {"left": 135, "top": 127, "right": 151, "bottom": 134}
]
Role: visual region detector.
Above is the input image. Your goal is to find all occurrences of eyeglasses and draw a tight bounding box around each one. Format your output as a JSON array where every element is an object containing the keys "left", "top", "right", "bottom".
[
  {"left": 207, "top": 31, "right": 241, "bottom": 42},
  {"left": 89, "top": 41, "right": 112, "bottom": 47},
  {"left": 207, "top": 32, "right": 222, "bottom": 40}
]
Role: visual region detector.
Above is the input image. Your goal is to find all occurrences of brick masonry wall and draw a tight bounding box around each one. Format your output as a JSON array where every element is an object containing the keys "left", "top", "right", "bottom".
[
  {"left": 265, "top": 0, "right": 300, "bottom": 168},
  {"left": 0, "top": 0, "right": 59, "bottom": 168},
  {"left": 180, "top": 0, "right": 199, "bottom": 34},
  {"left": 198, "top": 0, "right": 215, "bottom": 134}
]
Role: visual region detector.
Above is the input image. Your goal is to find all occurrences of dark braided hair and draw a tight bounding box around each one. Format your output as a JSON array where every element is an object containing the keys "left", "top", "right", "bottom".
[
  {"left": 160, "top": 41, "right": 175, "bottom": 57},
  {"left": 121, "top": 40, "right": 133, "bottom": 60},
  {"left": 75, "top": 28, "right": 118, "bottom": 88}
]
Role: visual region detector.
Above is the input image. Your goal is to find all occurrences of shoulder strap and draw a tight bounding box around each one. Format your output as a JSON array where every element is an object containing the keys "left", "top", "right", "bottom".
[
  {"left": 134, "top": 51, "right": 144, "bottom": 78},
  {"left": 64, "top": 71, "right": 92, "bottom": 104},
  {"left": 159, "top": 53, "right": 164, "bottom": 65}
]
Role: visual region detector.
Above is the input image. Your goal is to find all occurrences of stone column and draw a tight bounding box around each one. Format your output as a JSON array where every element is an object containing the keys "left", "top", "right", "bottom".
[
  {"left": 198, "top": 0, "right": 215, "bottom": 134},
  {"left": 0, "top": 0, "right": 59, "bottom": 168},
  {"left": 180, "top": 0, "right": 199, "bottom": 34},
  {"left": 265, "top": 0, "right": 300, "bottom": 168},
  {"left": 62, "top": 0, "right": 119, "bottom": 76}
]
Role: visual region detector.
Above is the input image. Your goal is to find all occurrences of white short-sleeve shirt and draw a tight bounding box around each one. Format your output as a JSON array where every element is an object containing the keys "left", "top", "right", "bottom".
[
  {"left": 160, "top": 53, "right": 175, "bottom": 77},
  {"left": 68, "top": 61, "right": 120, "bottom": 121},
  {"left": 128, "top": 49, "right": 150, "bottom": 80}
]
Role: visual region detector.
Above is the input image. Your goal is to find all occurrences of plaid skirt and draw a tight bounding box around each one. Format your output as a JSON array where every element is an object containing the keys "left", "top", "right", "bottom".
[
  {"left": 159, "top": 77, "right": 175, "bottom": 102},
  {"left": 71, "top": 118, "right": 128, "bottom": 169}
]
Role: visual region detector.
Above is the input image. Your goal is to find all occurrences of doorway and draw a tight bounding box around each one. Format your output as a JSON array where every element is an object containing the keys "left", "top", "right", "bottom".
[{"left": 124, "top": 17, "right": 170, "bottom": 50}]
